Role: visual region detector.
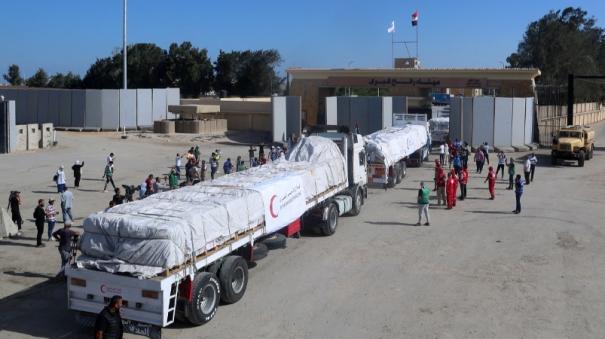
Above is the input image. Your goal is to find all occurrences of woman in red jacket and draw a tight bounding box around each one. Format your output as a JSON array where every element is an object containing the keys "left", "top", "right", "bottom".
[
  {"left": 459, "top": 165, "right": 469, "bottom": 200},
  {"left": 484, "top": 166, "right": 496, "bottom": 200},
  {"left": 446, "top": 169, "right": 458, "bottom": 209}
]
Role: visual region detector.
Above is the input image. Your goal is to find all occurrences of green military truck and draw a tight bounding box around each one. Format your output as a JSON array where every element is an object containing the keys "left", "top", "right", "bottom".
[{"left": 551, "top": 125, "right": 596, "bottom": 167}]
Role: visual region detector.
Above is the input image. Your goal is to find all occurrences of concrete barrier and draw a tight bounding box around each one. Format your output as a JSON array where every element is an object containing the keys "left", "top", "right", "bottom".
[
  {"left": 40, "top": 123, "right": 53, "bottom": 148},
  {"left": 153, "top": 120, "right": 175, "bottom": 134},
  {"left": 15, "top": 125, "right": 27, "bottom": 151},
  {"left": 27, "top": 124, "right": 39, "bottom": 150}
]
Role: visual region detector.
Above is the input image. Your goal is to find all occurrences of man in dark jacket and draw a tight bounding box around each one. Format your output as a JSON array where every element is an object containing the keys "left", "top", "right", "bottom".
[
  {"left": 71, "top": 160, "right": 85, "bottom": 188},
  {"left": 33, "top": 199, "right": 46, "bottom": 247},
  {"left": 7, "top": 191, "right": 23, "bottom": 233},
  {"left": 94, "top": 295, "right": 124, "bottom": 339}
]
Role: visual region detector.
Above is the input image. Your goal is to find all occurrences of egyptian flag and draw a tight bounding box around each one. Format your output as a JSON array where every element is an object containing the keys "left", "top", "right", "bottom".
[{"left": 411, "top": 11, "right": 419, "bottom": 26}]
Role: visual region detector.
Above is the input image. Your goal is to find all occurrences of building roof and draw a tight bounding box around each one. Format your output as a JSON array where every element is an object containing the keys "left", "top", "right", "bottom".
[{"left": 287, "top": 68, "right": 541, "bottom": 81}]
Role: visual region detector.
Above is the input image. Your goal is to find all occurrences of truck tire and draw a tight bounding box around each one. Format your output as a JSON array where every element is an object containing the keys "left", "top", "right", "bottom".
[
  {"left": 349, "top": 187, "right": 363, "bottom": 216},
  {"left": 320, "top": 203, "right": 339, "bottom": 236},
  {"left": 251, "top": 242, "right": 268, "bottom": 261},
  {"left": 261, "top": 233, "right": 287, "bottom": 250},
  {"left": 185, "top": 272, "right": 220, "bottom": 325},
  {"left": 75, "top": 312, "right": 96, "bottom": 328},
  {"left": 588, "top": 145, "right": 593, "bottom": 160},
  {"left": 218, "top": 256, "right": 248, "bottom": 304},
  {"left": 400, "top": 162, "right": 407, "bottom": 179},
  {"left": 395, "top": 164, "right": 403, "bottom": 184},
  {"left": 578, "top": 151, "right": 585, "bottom": 167}
]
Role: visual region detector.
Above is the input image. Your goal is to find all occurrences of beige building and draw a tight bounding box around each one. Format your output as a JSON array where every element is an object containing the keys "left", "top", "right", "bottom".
[{"left": 287, "top": 68, "right": 541, "bottom": 125}]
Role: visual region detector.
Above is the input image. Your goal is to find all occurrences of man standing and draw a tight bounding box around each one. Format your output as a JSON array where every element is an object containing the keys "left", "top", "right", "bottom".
[
  {"left": 496, "top": 151, "right": 506, "bottom": 179},
  {"left": 55, "top": 166, "right": 66, "bottom": 193},
  {"left": 513, "top": 174, "right": 525, "bottom": 214},
  {"left": 7, "top": 191, "right": 22, "bottom": 233},
  {"left": 524, "top": 157, "right": 531, "bottom": 185},
  {"left": 52, "top": 221, "right": 78, "bottom": 276},
  {"left": 483, "top": 142, "right": 490, "bottom": 165},
  {"left": 168, "top": 169, "right": 179, "bottom": 190},
  {"left": 175, "top": 153, "right": 182, "bottom": 178},
  {"left": 210, "top": 156, "right": 218, "bottom": 180},
  {"left": 94, "top": 295, "right": 124, "bottom": 339},
  {"left": 106, "top": 152, "right": 114, "bottom": 165},
  {"left": 415, "top": 181, "right": 430, "bottom": 226},
  {"left": 71, "top": 160, "right": 84, "bottom": 188},
  {"left": 461, "top": 143, "right": 470, "bottom": 168},
  {"left": 459, "top": 165, "right": 469, "bottom": 201},
  {"left": 436, "top": 167, "right": 446, "bottom": 206},
  {"left": 474, "top": 148, "right": 485, "bottom": 174},
  {"left": 103, "top": 162, "right": 116, "bottom": 192},
  {"left": 529, "top": 153, "right": 538, "bottom": 182},
  {"left": 194, "top": 145, "right": 201, "bottom": 162},
  {"left": 433, "top": 159, "right": 441, "bottom": 191},
  {"left": 439, "top": 143, "right": 446, "bottom": 165},
  {"left": 223, "top": 158, "right": 233, "bottom": 175},
  {"left": 484, "top": 166, "right": 496, "bottom": 200},
  {"left": 446, "top": 170, "right": 458, "bottom": 209},
  {"left": 507, "top": 157, "right": 516, "bottom": 190},
  {"left": 112, "top": 188, "right": 125, "bottom": 205},
  {"left": 61, "top": 187, "right": 74, "bottom": 223},
  {"left": 33, "top": 199, "right": 46, "bottom": 247},
  {"left": 45, "top": 198, "right": 57, "bottom": 241},
  {"left": 248, "top": 146, "right": 256, "bottom": 167}
]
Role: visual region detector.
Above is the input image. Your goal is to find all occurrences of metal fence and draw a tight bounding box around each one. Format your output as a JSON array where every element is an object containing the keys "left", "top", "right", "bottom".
[{"left": 536, "top": 103, "right": 605, "bottom": 146}]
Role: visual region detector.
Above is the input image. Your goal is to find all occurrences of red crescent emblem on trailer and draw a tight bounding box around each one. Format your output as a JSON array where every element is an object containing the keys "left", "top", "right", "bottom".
[{"left": 269, "top": 195, "right": 278, "bottom": 218}]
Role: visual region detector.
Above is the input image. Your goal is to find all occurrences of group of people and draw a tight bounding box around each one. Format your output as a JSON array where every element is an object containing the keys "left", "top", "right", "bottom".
[{"left": 416, "top": 147, "right": 537, "bottom": 225}]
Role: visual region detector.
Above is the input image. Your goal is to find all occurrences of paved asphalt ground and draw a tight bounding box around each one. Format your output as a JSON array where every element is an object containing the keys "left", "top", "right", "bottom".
[{"left": 1, "top": 123, "right": 604, "bottom": 339}]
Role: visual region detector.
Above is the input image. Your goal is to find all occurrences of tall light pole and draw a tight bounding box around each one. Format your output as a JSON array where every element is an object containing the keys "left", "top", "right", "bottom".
[{"left": 123, "top": 0, "right": 128, "bottom": 89}]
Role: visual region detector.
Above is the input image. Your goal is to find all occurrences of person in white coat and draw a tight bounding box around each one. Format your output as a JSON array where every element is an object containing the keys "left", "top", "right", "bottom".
[{"left": 55, "top": 166, "right": 66, "bottom": 193}]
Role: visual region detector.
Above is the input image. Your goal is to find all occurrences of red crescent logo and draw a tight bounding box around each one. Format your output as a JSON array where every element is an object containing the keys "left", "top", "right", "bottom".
[
  {"left": 100, "top": 284, "right": 107, "bottom": 293},
  {"left": 269, "top": 195, "right": 278, "bottom": 218}
]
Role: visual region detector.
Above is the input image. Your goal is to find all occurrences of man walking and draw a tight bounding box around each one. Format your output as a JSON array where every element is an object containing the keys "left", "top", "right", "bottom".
[
  {"left": 484, "top": 166, "right": 496, "bottom": 200},
  {"left": 7, "top": 191, "right": 23, "bottom": 233},
  {"left": 45, "top": 198, "right": 58, "bottom": 241},
  {"left": 415, "top": 182, "right": 430, "bottom": 226},
  {"left": 524, "top": 157, "right": 531, "bottom": 185},
  {"left": 482, "top": 142, "right": 490, "bottom": 165},
  {"left": 474, "top": 148, "right": 485, "bottom": 173},
  {"left": 175, "top": 153, "right": 182, "bottom": 178},
  {"left": 459, "top": 165, "right": 469, "bottom": 201},
  {"left": 103, "top": 162, "right": 116, "bottom": 192},
  {"left": 496, "top": 151, "right": 506, "bottom": 179},
  {"left": 210, "top": 155, "right": 218, "bottom": 180},
  {"left": 71, "top": 160, "right": 84, "bottom": 188},
  {"left": 52, "top": 221, "right": 78, "bottom": 276},
  {"left": 60, "top": 187, "right": 74, "bottom": 223},
  {"left": 439, "top": 143, "right": 446, "bottom": 165},
  {"left": 528, "top": 153, "right": 538, "bottom": 182},
  {"left": 513, "top": 174, "right": 525, "bottom": 214},
  {"left": 94, "top": 295, "right": 124, "bottom": 339},
  {"left": 33, "top": 199, "right": 46, "bottom": 247},
  {"left": 223, "top": 158, "right": 233, "bottom": 175},
  {"left": 436, "top": 167, "right": 446, "bottom": 206},
  {"left": 446, "top": 170, "right": 458, "bottom": 209}
]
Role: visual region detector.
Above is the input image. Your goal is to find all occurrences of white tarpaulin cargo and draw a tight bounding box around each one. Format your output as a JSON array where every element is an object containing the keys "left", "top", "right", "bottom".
[
  {"left": 78, "top": 136, "right": 346, "bottom": 276},
  {"left": 365, "top": 125, "right": 428, "bottom": 168}
]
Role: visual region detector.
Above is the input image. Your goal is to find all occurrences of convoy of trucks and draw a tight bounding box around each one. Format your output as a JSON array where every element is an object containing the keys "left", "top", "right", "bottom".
[{"left": 65, "top": 117, "right": 431, "bottom": 338}]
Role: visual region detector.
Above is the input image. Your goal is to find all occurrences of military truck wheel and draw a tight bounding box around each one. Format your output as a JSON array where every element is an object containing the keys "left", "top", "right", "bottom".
[
  {"left": 218, "top": 256, "right": 248, "bottom": 304},
  {"left": 578, "top": 151, "right": 585, "bottom": 167},
  {"left": 320, "top": 203, "right": 339, "bottom": 236},
  {"left": 588, "top": 145, "right": 594, "bottom": 160},
  {"left": 186, "top": 272, "right": 220, "bottom": 325},
  {"left": 349, "top": 187, "right": 363, "bottom": 216}
]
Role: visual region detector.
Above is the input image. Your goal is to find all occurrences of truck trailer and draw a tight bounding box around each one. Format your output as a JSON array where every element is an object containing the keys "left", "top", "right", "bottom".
[{"left": 66, "top": 134, "right": 366, "bottom": 337}]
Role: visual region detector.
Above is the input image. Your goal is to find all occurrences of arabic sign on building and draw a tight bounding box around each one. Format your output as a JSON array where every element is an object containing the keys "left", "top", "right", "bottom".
[{"left": 325, "top": 77, "right": 495, "bottom": 89}]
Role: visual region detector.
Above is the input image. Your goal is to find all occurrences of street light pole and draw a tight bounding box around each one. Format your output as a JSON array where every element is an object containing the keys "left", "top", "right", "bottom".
[{"left": 123, "top": 0, "right": 128, "bottom": 89}]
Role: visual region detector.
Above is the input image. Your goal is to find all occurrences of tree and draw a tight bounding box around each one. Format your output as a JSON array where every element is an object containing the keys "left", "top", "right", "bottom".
[
  {"left": 123, "top": 43, "right": 167, "bottom": 88},
  {"left": 25, "top": 68, "right": 49, "bottom": 87},
  {"left": 3, "top": 64, "right": 24, "bottom": 86},
  {"left": 164, "top": 42, "right": 214, "bottom": 97},
  {"left": 83, "top": 57, "right": 121, "bottom": 88},
  {"left": 507, "top": 7, "right": 605, "bottom": 101},
  {"left": 48, "top": 72, "right": 83, "bottom": 89},
  {"left": 214, "top": 49, "right": 282, "bottom": 97}
]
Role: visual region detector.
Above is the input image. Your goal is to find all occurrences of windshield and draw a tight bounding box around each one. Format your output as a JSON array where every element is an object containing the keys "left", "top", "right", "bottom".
[{"left": 559, "top": 131, "right": 581, "bottom": 138}]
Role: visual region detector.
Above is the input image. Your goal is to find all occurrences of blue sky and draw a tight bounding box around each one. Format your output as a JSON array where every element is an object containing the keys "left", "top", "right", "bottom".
[{"left": 1, "top": 0, "right": 603, "bottom": 79}]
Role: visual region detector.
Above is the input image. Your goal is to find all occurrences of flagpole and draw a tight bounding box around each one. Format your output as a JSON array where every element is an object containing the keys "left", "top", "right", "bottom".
[
  {"left": 416, "top": 22, "right": 419, "bottom": 60},
  {"left": 391, "top": 32, "right": 394, "bottom": 68}
]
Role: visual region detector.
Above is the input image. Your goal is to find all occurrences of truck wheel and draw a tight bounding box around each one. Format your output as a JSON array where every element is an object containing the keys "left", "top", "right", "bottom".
[
  {"left": 251, "top": 242, "right": 268, "bottom": 261},
  {"left": 578, "top": 151, "right": 585, "bottom": 167},
  {"left": 186, "top": 272, "right": 220, "bottom": 325},
  {"left": 588, "top": 145, "right": 593, "bottom": 160},
  {"left": 320, "top": 203, "right": 339, "bottom": 236},
  {"left": 401, "top": 162, "right": 407, "bottom": 179},
  {"left": 261, "top": 233, "right": 287, "bottom": 250},
  {"left": 349, "top": 187, "right": 363, "bottom": 216},
  {"left": 75, "top": 312, "right": 96, "bottom": 328},
  {"left": 218, "top": 256, "right": 248, "bottom": 304},
  {"left": 395, "top": 164, "right": 403, "bottom": 184}
]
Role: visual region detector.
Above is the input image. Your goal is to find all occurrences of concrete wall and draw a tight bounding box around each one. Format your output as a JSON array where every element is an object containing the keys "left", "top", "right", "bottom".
[
  {"left": 1, "top": 100, "right": 17, "bottom": 153},
  {"left": 272, "top": 96, "right": 301, "bottom": 142},
  {"left": 472, "top": 96, "right": 494, "bottom": 146},
  {"left": 0, "top": 87, "right": 180, "bottom": 130},
  {"left": 15, "top": 125, "right": 27, "bottom": 151},
  {"left": 27, "top": 124, "right": 39, "bottom": 150},
  {"left": 494, "top": 98, "right": 513, "bottom": 147},
  {"left": 382, "top": 97, "right": 393, "bottom": 129},
  {"left": 327, "top": 96, "right": 387, "bottom": 135},
  {"left": 524, "top": 98, "right": 534, "bottom": 145},
  {"left": 511, "top": 98, "right": 526, "bottom": 147}
]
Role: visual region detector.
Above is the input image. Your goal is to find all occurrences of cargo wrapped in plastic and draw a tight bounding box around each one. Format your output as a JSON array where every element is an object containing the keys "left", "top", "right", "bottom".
[
  {"left": 77, "top": 136, "right": 346, "bottom": 277},
  {"left": 365, "top": 125, "right": 428, "bottom": 168}
]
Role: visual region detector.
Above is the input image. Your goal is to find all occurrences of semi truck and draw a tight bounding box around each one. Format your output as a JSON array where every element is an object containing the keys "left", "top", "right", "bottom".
[
  {"left": 365, "top": 124, "right": 428, "bottom": 188},
  {"left": 66, "top": 132, "right": 367, "bottom": 338},
  {"left": 392, "top": 113, "right": 431, "bottom": 167}
]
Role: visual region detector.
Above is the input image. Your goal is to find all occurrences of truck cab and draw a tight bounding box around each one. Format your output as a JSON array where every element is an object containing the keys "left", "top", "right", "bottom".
[{"left": 551, "top": 125, "right": 596, "bottom": 167}]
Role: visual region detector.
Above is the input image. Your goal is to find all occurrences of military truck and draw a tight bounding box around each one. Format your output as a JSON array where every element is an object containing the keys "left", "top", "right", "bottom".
[{"left": 551, "top": 125, "right": 596, "bottom": 167}]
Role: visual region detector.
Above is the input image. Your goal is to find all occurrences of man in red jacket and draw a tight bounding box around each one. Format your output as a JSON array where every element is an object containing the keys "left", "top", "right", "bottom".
[
  {"left": 484, "top": 166, "right": 496, "bottom": 200},
  {"left": 459, "top": 165, "right": 469, "bottom": 200},
  {"left": 433, "top": 159, "right": 441, "bottom": 191},
  {"left": 446, "top": 170, "right": 458, "bottom": 209},
  {"left": 436, "top": 167, "right": 446, "bottom": 206}
]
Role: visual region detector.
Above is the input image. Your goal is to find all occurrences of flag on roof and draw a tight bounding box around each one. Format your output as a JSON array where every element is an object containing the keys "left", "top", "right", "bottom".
[
  {"left": 387, "top": 20, "right": 395, "bottom": 33},
  {"left": 411, "top": 11, "right": 419, "bottom": 26}
]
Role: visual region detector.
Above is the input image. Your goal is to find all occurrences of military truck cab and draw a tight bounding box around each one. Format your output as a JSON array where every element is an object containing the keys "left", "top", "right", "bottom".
[{"left": 551, "top": 125, "right": 596, "bottom": 167}]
